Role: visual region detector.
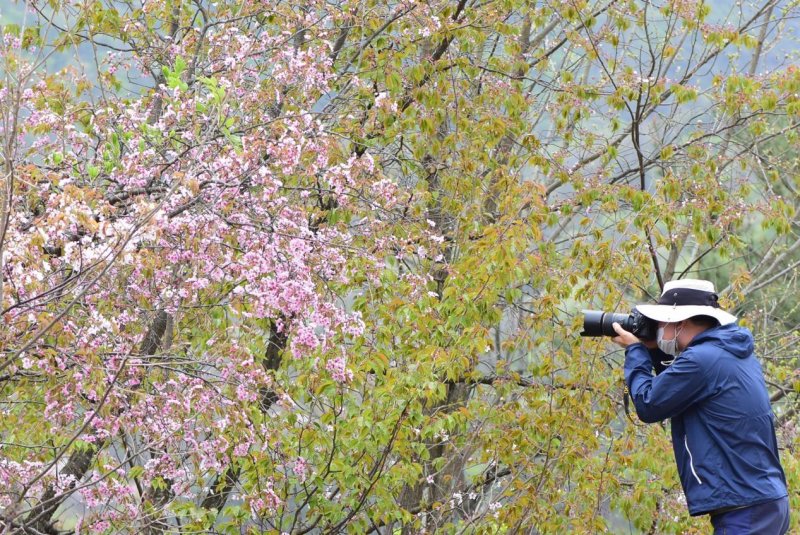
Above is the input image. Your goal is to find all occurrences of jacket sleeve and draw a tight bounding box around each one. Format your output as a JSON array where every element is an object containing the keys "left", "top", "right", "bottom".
[{"left": 624, "top": 343, "right": 711, "bottom": 423}]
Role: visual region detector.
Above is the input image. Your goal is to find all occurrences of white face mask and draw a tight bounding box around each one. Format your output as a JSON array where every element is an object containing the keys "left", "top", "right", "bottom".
[{"left": 657, "top": 323, "right": 682, "bottom": 356}]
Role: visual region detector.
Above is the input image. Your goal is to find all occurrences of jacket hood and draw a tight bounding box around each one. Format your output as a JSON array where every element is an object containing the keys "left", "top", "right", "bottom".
[{"left": 688, "top": 323, "right": 754, "bottom": 358}]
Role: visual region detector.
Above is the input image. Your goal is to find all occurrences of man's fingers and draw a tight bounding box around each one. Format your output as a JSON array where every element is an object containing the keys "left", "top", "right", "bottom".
[{"left": 611, "top": 322, "right": 637, "bottom": 348}]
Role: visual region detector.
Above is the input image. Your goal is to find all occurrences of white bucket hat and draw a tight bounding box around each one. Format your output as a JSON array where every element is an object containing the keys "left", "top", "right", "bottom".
[{"left": 635, "top": 279, "right": 737, "bottom": 325}]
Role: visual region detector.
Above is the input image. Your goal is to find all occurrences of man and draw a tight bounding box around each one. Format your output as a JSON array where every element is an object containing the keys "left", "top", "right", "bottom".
[{"left": 611, "top": 279, "right": 789, "bottom": 534}]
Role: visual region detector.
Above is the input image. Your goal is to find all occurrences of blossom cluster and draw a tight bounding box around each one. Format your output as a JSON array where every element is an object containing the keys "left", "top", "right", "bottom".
[{"left": 0, "top": 2, "right": 413, "bottom": 529}]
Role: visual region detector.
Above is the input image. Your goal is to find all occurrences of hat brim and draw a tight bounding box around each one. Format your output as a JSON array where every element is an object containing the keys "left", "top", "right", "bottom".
[{"left": 635, "top": 304, "right": 737, "bottom": 325}]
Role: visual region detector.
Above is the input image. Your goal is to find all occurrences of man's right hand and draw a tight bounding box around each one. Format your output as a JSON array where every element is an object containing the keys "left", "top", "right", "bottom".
[{"left": 611, "top": 322, "right": 641, "bottom": 348}]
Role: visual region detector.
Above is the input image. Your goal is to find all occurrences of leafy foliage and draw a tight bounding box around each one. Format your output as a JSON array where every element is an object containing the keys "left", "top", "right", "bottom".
[{"left": 0, "top": 0, "right": 799, "bottom": 533}]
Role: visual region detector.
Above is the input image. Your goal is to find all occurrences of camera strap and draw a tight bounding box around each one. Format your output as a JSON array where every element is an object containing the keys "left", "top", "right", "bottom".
[{"left": 622, "top": 382, "right": 638, "bottom": 425}]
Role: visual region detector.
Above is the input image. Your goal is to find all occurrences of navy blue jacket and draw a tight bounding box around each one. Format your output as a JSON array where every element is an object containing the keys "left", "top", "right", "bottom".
[{"left": 624, "top": 323, "right": 787, "bottom": 516}]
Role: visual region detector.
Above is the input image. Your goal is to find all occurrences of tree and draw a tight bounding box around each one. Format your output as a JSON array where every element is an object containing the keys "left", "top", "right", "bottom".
[{"left": 1, "top": 0, "right": 799, "bottom": 533}]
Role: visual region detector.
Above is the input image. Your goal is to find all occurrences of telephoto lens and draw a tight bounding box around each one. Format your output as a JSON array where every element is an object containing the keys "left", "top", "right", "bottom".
[
  {"left": 580, "top": 309, "right": 657, "bottom": 340},
  {"left": 580, "top": 310, "right": 632, "bottom": 337}
]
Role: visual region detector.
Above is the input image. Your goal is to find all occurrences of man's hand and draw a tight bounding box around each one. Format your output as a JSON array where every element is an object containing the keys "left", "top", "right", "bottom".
[{"left": 611, "top": 322, "right": 641, "bottom": 348}]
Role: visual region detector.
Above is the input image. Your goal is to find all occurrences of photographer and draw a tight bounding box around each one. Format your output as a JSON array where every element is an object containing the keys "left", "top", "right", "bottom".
[{"left": 611, "top": 279, "right": 789, "bottom": 534}]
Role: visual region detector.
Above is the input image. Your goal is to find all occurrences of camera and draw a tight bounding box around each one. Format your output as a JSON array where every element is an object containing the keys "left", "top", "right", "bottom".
[{"left": 580, "top": 309, "right": 657, "bottom": 340}]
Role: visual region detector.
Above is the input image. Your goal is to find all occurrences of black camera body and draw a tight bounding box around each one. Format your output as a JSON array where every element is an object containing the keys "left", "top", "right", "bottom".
[{"left": 580, "top": 309, "right": 657, "bottom": 340}]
